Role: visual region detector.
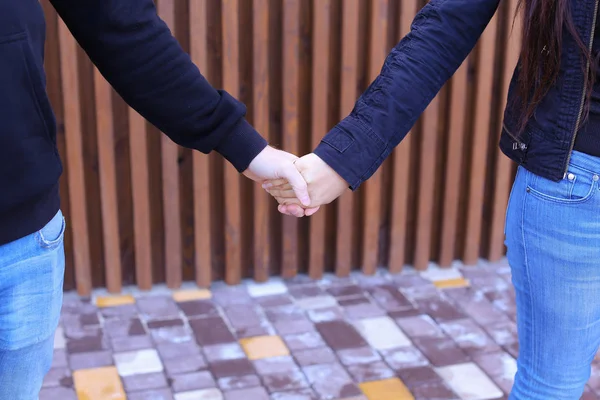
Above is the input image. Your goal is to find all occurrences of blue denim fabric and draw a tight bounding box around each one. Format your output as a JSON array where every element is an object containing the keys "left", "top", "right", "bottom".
[
  {"left": 0, "top": 210, "right": 65, "bottom": 399},
  {"left": 506, "top": 151, "right": 600, "bottom": 399}
]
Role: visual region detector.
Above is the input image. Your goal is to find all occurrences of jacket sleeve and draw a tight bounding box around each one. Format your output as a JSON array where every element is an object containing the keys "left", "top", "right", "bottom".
[
  {"left": 49, "top": 0, "right": 267, "bottom": 172},
  {"left": 314, "top": 0, "right": 501, "bottom": 190}
]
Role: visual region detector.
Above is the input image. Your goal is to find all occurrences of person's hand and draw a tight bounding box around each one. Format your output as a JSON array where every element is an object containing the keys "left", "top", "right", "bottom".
[
  {"left": 243, "top": 146, "right": 311, "bottom": 208},
  {"left": 262, "top": 153, "right": 348, "bottom": 217}
]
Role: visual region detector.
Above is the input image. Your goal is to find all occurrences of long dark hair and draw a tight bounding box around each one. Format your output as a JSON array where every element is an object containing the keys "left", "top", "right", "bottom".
[{"left": 516, "top": 0, "right": 595, "bottom": 133}]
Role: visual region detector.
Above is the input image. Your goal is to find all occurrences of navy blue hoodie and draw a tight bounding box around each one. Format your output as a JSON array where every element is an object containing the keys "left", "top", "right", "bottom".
[{"left": 0, "top": 0, "right": 267, "bottom": 245}]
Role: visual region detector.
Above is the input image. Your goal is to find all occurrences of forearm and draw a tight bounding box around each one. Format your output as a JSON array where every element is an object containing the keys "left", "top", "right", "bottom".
[
  {"left": 314, "top": 0, "right": 501, "bottom": 189},
  {"left": 50, "top": 0, "right": 266, "bottom": 171}
]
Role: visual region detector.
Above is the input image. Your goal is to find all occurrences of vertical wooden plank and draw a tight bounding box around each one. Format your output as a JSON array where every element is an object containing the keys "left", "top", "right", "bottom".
[
  {"left": 413, "top": 96, "right": 442, "bottom": 271},
  {"left": 308, "top": 0, "right": 332, "bottom": 279},
  {"left": 93, "top": 69, "right": 122, "bottom": 293},
  {"left": 463, "top": 13, "right": 500, "bottom": 265},
  {"left": 156, "top": 0, "right": 183, "bottom": 287},
  {"left": 57, "top": 20, "right": 92, "bottom": 295},
  {"left": 362, "top": 0, "right": 389, "bottom": 275},
  {"left": 335, "top": 0, "right": 360, "bottom": 277},
  {"left": 438, "top": 73, "right": 470, "bottom": 266},
  {"left": 129, "top": 109, "right": 153, "bottom": 289},
  {"left": 489, "top": 0, "right": 521, "bottom": 261},
  {"left": 189, "top": 0, "right": 213, "bottom": 287},
  {"left": 281, "top": 0, "right": 301, "bottom": 278},
  {"left": 253, "top": 0, "right": 272, "bottom": 282},
  {"left": 388, "top": 0, "right": 419, "bottom": 273},
  {"left": 222, "top": 0, "right": 244, "bottom": 284}
]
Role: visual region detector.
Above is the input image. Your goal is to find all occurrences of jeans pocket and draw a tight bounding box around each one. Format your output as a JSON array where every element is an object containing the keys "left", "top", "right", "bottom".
[
  {"left": 36, "top": 210, "right": 65, "bottom": 249},
  {"left": 526, "top": 168, "right": 598, "bottom": 204}
]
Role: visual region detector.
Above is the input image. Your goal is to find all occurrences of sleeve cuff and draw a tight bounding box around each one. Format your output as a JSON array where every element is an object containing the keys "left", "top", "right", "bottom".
[
  {"left": 313, "top": 115, "right": 387, "bottom": 191},
  {"left": 215, "top": 118, "right": 268, "bottom": 172}
]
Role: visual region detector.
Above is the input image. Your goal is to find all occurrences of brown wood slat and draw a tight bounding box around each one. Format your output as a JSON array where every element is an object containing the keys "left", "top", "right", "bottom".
[
  {"left": 308, "top": 0, "right": 332, "bottom": 279},
  {"left": 93, "top": 69, "right": 122, "bottom": 293},
  {"left": 128, "top": 108, "right": 153, "bottom": 289},
  {"left": 189, "top": 0, "right": 213, "bottom": 287},
  {"left": 252, "top": 0, "right": 272, "bottom": 282},
  {"left": 489, "top": 0, "right": 521, "bottom": 261},
  {"left": 389, "top": 0, "right": 419, "bottom": 273},
  {"left": 157, "top": 0, "right": 183, "bottom": 288},
  {"left": 335, "top": 0, "right": 360, "bottom": 277},
  {"left": 362, "top": 0, "right": 389, "bottom": 275},
  {"left": 463, "top": 13, "right": 500, "bottom": 265},
  {"left": 57, "top": 20, "right": 92, "bottom": 295},
  {"left": 413, "top": 94, "right": 442, "bottom": 271},
  {"left": 281, "top": 0, "right": 301, "bottom": 278},
  {"left": 438, "top": 62, "right": 469, "bottom": 267},
  {"left": 222, "top": 0, "right": 245, "bottom": 284}
]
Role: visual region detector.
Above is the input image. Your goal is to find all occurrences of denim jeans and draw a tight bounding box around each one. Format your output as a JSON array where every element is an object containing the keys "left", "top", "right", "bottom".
[
  {"left": 506, "top": 150, "right": 600, "bottom": 399},
  {"left": 0, "top": 210, "right": 65, "bottom": 399}
]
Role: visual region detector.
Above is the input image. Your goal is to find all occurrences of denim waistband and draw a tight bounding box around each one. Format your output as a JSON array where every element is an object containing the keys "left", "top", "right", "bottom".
[{"left": 568, "top": 150, "right": 600, "bottom": 176}]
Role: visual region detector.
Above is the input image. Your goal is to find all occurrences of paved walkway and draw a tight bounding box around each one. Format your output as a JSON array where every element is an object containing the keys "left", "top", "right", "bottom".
[{"left": 43, "top": 260, "right": 599, "bottom": 399}]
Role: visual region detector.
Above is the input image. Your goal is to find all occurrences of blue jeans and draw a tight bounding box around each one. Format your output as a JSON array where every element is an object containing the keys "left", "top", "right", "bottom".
[
  {"left": 506, "top": 150, "right": 600, "bottom": 399},
  {"left": 0, "top": 210, "right": 65, "bottom": 399}
]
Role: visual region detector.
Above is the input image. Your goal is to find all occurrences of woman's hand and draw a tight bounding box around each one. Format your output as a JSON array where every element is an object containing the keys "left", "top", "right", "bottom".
[
  {"left": 242, "top": 146, "right": 312, "bottom": 207},
  {"left": 263, "top": 153, "right": 348, "bottom": 217}
]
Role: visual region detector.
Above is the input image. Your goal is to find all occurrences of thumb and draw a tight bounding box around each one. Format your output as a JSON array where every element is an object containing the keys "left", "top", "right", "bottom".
[{"left": 280, "top": 164, "right": 311, "bottom": 206}]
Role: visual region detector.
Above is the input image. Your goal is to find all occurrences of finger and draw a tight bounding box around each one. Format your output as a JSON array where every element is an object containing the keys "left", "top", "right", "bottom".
[
  {"left": 273, "top": 196, "right": 304, "bottom": 206},
  {"left": 262, "top": 179, "right": 288, "bottom": 189},
  {"left": 265, "top": 188, "right": 296, "bottom": 198},
  {"left": 278, "top": 204, "right": 305, "bottom": 217},
  {"left": 304, "top": 206, "right": 320, "bottom": 216},
  {"left": 279, "top": 204, "right": 306, "bottom": 217},
  {"left": 281, "top": 165, "right": 311, "bottom": 206}
]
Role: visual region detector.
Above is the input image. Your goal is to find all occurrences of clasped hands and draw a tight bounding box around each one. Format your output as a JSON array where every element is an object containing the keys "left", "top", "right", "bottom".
[{"left": 243, "top": 146, "right": 348, "bottom": 217}]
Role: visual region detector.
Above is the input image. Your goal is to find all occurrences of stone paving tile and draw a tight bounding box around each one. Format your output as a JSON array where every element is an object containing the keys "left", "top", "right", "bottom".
[
  {"left": 51, "top": 263, "right": 587, "bottom": 399},
  {"left": 436, "top": 362, "right": 503, "bottom": 400},
  {"left": 293, "top": 347, "right": 337, "bottom": 366},
  {"left": 174, "top": 388, "right": 223, "bottom": 400},
  {"left": 353, "top": 316, "right": 411, "bottom": 350},
  {"left": 262, "top": 369, "right": 309, "bottom": 392},
  {"left": 413, "top": 336, "right": 470, "bottom": 367},
  {"left": 346, "top": 361, "right": 395, "bottom": 383},
  {"left": 122, "top": 372, "right": 169, "bottom": 392},
  {"left": 270, "top": 389, "right": 318, "bottom": 400},
  {"left": 69, "top": 350, "right": 113, "bottom": 370},
  {"left": 170, "top": 370, "right": 216, "bottom": 393},
  {"left": 316, "top": 320, "right": 367, "bottom": 350},
  {"left": 440, "top": 319, "right": 501, "bottom": 355},
  {"left": 40, "top": 386, "right": 78, "bottom": 400},
  {"left": 225, "top": 386, "right": 270, "bottom": 400},
  {"left": 218, "top": 374, "right": 261, "bottom": 391},
  {"left": 283, "top": 331, "right": 325, "bottom": 351},
  {"left": 128, "top": 388, "right": 174, "bottom": 400},
  {"left": 337, "top": 347, "right": 381, "bottom": 366},
  {"left": 114, "top": 349, "right": 164, "bottom": 377},
  {"left": 303, "top": 363, "right": 362, "bottom": 399}
]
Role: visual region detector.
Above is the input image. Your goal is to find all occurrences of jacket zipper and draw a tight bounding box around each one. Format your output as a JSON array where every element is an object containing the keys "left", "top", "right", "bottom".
[{"left": 564, "top": 0, "right": 600, "bottom": 175}]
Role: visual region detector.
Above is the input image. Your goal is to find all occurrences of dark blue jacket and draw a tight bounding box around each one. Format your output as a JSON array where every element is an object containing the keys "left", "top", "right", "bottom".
[
  {"left": 315, "top": 0, "right": 600, "bottom": 189},
  {"left": 0, "top": 0, "right": 267, "bottom": 245}
]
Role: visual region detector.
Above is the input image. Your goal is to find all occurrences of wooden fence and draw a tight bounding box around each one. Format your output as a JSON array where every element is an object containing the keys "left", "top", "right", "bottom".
[{"left": 42, "top": 0, "right": 521, "bottom": 296}]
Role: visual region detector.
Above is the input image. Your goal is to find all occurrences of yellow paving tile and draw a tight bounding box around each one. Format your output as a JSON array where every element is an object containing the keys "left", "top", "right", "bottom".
[
  {"left": 95, "top": 295, "right": 135, "bottom": 308},
  {"left": 433, "top": 277, "right": 470, "bottom": 289},
  {"left": 359, "top": 378, "right": 414, "bottom": 400},
  {"left": 239, "top": 335, "right": 290, "bottom": 360},
  {"left": 172, "top": 289, "right": 212, "bottom": 302},
  {"left": 73, "top": 366, "right": 126, "bottom": 400}
]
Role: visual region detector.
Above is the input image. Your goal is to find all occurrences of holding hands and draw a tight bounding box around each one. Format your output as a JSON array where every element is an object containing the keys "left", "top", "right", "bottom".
[{"left": 261, "top": 153, "right": 348, "bottom": 217}]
